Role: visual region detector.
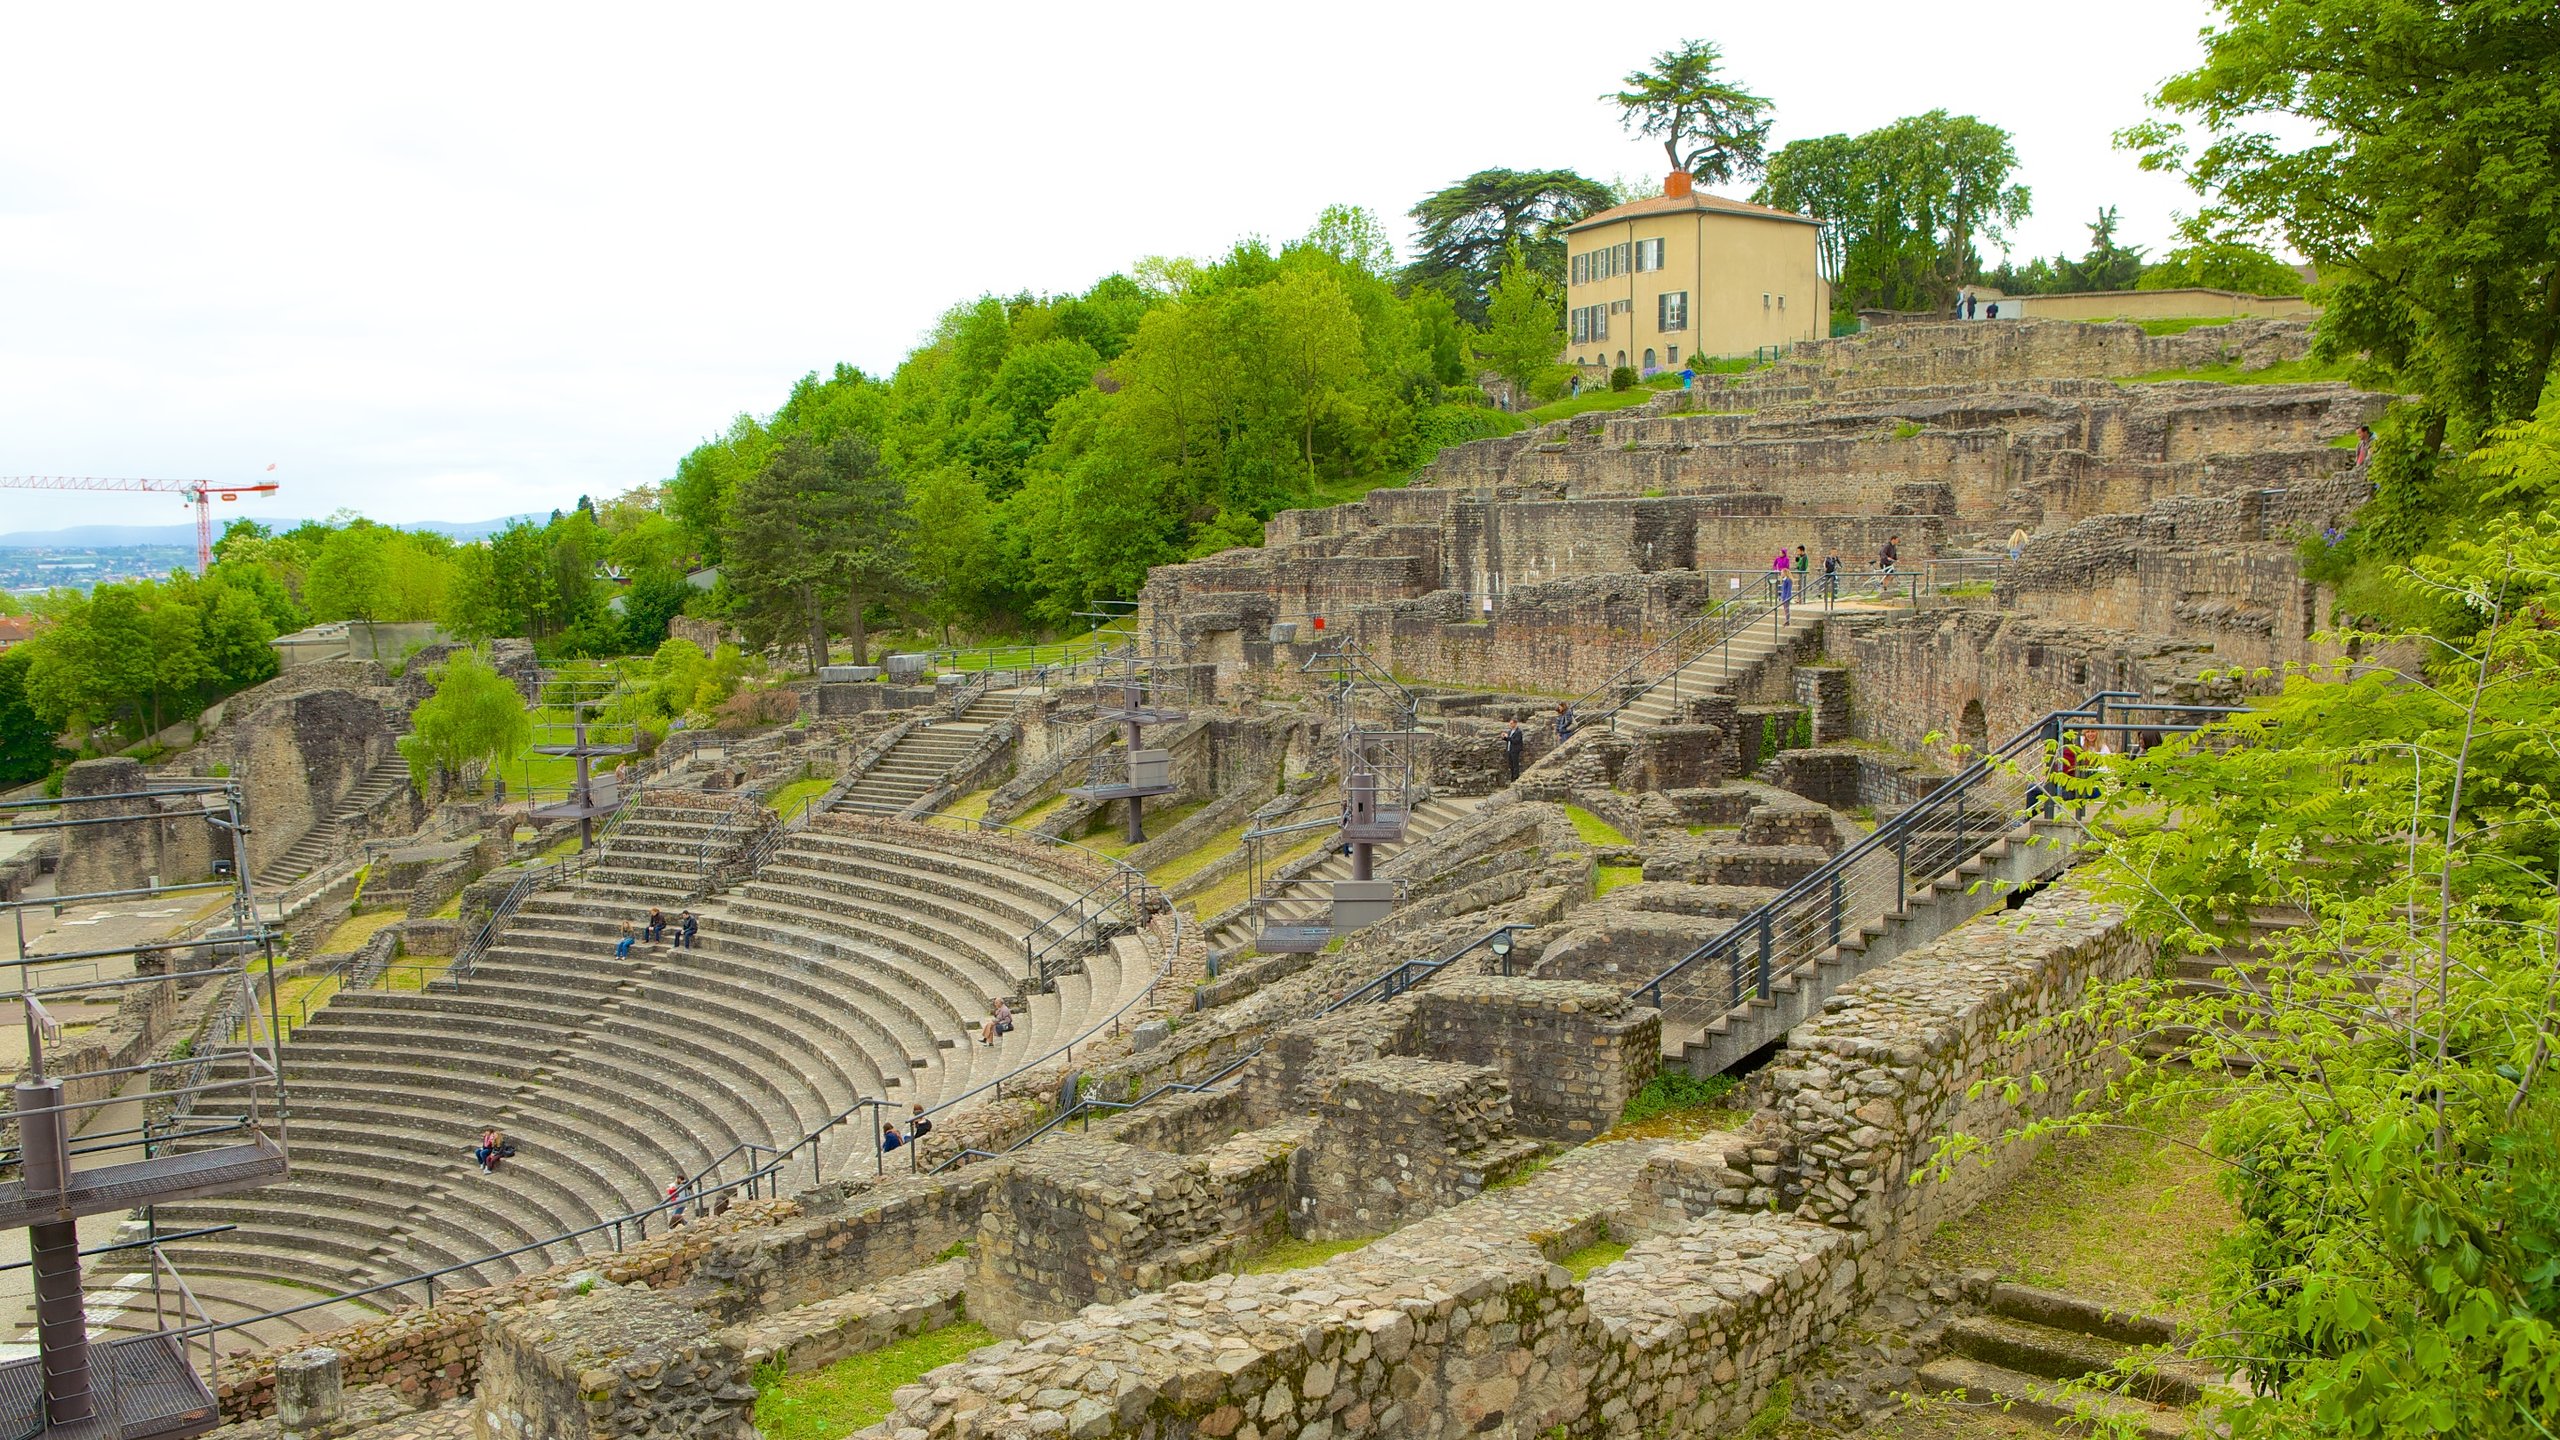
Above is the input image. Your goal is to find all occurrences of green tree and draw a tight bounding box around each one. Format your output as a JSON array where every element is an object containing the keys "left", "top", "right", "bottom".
[
  {"left": 721, "top": 434, "right": 845, "bottom": 671},
  {"left": 1301, "top": 204, "right": 1395, "bottom": 280},
  {"left": 304, "top": 523, "right": 393, "bottom": 636},
  {"left": 907, "top": 465, "right": 996, "bottom": 645},
  {"left": 0, "top": 649, "right": 65, "bottom": 788},
  {"left": 1404, "top": 169, "right": 1614, "bottom": 323},
  {"left": 2137, "top": 236, "right": 2304, "bottom": 295},
  {"left": 1474, "top": 244, "right": 1564, "bottom": 397},
  {"left": 820, "top": 435, "right": 913, "bottom": 667},
  {"left": 396, "top": 649, "right": 531, "bottom": 796},
  {"left": 1758, "top": 112, "right": 2031, "bottom": 313},
  {"left": 1606, "top": 39, "right": 1774, "bottom": 187},
  {"left": 617, "top": 565, "right": 693, "bottom": 652},
  {"left": 2120, "top": 0, "right": 2560, "bottom": 429},
  {"left": 1988, "top": 206, "right": 2149, "bottom": 295},
  {"left": 1263, "top": 266, "right": 1366, "bottom": 492}
]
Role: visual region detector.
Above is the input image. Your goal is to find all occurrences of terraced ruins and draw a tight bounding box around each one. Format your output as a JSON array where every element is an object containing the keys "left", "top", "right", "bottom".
[{"left": 3, "top": 317, "right": 2388, "bottom": 1440}]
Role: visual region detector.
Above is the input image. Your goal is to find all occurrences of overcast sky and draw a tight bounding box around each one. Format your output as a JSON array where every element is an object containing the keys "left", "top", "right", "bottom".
[{"left": 0, "top": 1, "right": 2226, "bottom": 535}]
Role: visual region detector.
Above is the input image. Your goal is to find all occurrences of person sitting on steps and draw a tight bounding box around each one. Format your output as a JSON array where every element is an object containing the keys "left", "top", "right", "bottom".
[
  {"left": 678, "top": 910, "right": 698, "bottom": 949},
  {"left": 614, "top": 924, "right": 636, "bottom": 960},
  {"left": 980, "top": 997, "right": 1014, "bottom": 1045},
  {"left": 644, "top": 907, "right": 667, "bottom": 944},
  {"left": 474, "top": 1127, "right": 508, "bottom": 1174}
]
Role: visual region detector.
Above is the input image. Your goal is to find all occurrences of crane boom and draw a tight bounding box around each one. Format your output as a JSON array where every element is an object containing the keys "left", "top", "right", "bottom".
[{"left": 0, "top": 475, "right": 282, "bottom": 573}]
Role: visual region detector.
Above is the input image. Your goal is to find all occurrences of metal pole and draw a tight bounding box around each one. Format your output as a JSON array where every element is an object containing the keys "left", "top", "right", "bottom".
[{"left": 19, "top": 1076, "right": 97, "bottom": 1426}]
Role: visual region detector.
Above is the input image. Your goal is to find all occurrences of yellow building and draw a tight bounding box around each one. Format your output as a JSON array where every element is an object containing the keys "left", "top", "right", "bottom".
[{"left": 1559, "top": 174, "right": 1829, "bottom": 374}]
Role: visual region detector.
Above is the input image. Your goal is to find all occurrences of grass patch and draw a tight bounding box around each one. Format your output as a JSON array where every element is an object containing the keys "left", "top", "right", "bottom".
[
  {"left": 925, "top": 786, "right": 999, "bottom": 831},
  {"left": 1487, "top": 1153, "right": 1552, "bottom": 1190},
  {"left": 1685, "top": 823, "right": 1738, "bottom": 837},
  {"left": 1561, "top": 1237, "right": 1628, "bottom": 1280},
  {"left": 766, "top": 776, "right": 830, "bottom": 822},
  {"left": 316, "top": 909, "right": 404, "bottom": 956},
  {"left": 1181, "top": 833, "right": 1327, "bottom": 920},
  {"left": 1239, "top": 1233, "right": 1373, "bottom": 1274},
  {"left": 1007, "top": 793, "right": 1071, "bottom": 832},
  {"left": 1890, "top": 420, "right": 1926, "bottom": 440},
  {"left": 1606, "top": 1071, "right": 1745, "bottom": 1142},
  {"left": 1595, "top": 864, "right": 1645, "bottom": 897},
  {"left": 752, "top": 1322, "right": 995, "bottom": 1440},
  {"left": 939, "top": 627, "right": 1127, "bottom": 673},
  {"left": 1517, "top": 386, "right": 1663, "bottom": 427},
  {"left": 429, "top": 889, "right": 464, "bottom": 920},
  {"left": 1081, "top": 799, "right": 1206, "bottom": 858},
  {"left": 2127, "top": 355, "right": 2357, "bottom": 386},
  {"left": 2122, "top": 315, "right": 2237, "bottom": 336},
  {"left": 243, "top": 972, "right": 341, "bottom": 1045},
  {"left": 1919, "top": 1110, "right": 2236, "bottom": 1322},
  {"left": 380, "top": 955, "right": 454, "bottom": 992},
  {"left": 1562, "top": 804, "right": 1630, "bottom": 847},
  {"left": 1147, "top": 819, "right": 1248, "bottom": 890},
  {"left": 536, "top": 832, "right": 585, "bottom": 862}
]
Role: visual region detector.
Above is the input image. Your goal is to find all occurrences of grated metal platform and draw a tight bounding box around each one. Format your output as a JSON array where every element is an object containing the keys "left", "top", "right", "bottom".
[{"left": 0, "top": 1333, "right": 219, "bottom": 1440}]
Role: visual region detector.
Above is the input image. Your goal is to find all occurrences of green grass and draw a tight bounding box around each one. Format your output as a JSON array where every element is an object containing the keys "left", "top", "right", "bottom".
[
  {"left": 1920, "top": 1110, "right": 2236, "bottom": 1322},
  {"left": 1890, "top": 420, "right": 1926, "bottom": 440},
  {"left": 1605, "top": 1071, "right": 1746, "bottom": 1142},
  {"left": 316, "top": 909, "right": 404, "bottom": 956},
  {"left": 753, "top": 1322, "right": 995, "bottom": 1440},
  {"left": 2128, "top": 354, "right": 2357, "bottom": 386},
  {"left": 1517, "top": 386, "right": 1663, "bottom": 427},
  {"left": 1487, "top": 1153, "right": 1552, "bottom": 1190},
  {"left": 1562, "top": 804, "right": 1631, "bottom": 847},
  {"left": 1561, "top": 1237, "right": 1629, "bottom": 1280},
  {"left": 1181, "top": 832, "right": 1326, "bottom": 919},
  {"left": 2122, "top": 315, "right": 2238, "bottom": 336},
  {"left": 428, "top": 889, "right": 464, "bottom": 919},
  {"left": 766, "top": 776, "right": 830, "bottom": 822},
  {"left": 1239, "top": 1234, "right": 1373, "bottom": 1274},
  {"left": 1595, "top": 864, "right": 1644, "bottom": 897},
  {"left": 925, "top": 786, "right": 998, "bottom": 832},
  {"left": 1147, "top": 819, "right": 1248, "bottom": 889},
  {"left": 938, "top": 626, "right": 1127, "bottom": 672},
  {"left": 1081, "top": 799, "right": 1206, "bottom": 858}
]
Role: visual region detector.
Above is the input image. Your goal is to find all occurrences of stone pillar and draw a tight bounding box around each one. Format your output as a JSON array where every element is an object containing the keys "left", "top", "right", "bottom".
[
  {"left": 57, "top": 757, "right": 155, "bottom": 899},
  {"left": 1293, "top": 1059, "right": 1537, "bottom": 1240},
  {"left": 473, "top": 1282, "right": 756, "bottom": 1440},
  {"left": 275, "top": 1348, "right": 344, "bottom": 1439},
  {"left": 1410, "top": 978, "right": 1661, "bottom": 1141},
  {"left": 1795, "top": 666, "right": 1853, "bottom": 745},
  {"left": 965, "top": 1141, "right": 1231, "bottom": 1337}
]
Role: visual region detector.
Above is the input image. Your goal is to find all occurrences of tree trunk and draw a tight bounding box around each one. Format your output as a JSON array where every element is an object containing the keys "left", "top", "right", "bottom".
[
  {"left": 2527, "top": 266, "right": 2560, "bottom": 418},
  {"left": 800, "top": 586, "right": 827, "bottom": 674},
  {"left": 847, "top": 590, "right": 869, "bottom": 668}
]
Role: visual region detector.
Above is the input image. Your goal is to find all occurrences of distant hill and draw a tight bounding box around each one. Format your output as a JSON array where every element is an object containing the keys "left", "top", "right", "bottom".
[{"left": 0, "top": 515, "right": 549, "bottom": 548}]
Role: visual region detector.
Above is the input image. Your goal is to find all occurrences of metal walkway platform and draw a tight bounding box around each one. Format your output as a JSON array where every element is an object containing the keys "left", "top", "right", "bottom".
[{"left": 0, "top": 1135, "right": 287, "bottom": 1230}]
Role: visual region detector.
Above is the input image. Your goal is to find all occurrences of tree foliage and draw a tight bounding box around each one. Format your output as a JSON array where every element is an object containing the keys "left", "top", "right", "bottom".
[
  {"left": 0, "top": 649, "right": 67, "bottom": 788},
  {"left": 1985, "top": 207, "right": 2149, "bottom": 296},
  {"left": 1757, "top": 112, "right": 2031, "bottom": 315},
  {"left": 1605, "top": 39, "right": 1773, "bottom": 187},
  {"left": 1474, "top": 244, "right": 1564, "bottom": 396},
  {"left": 395, "top": 648, "right": 530, "bottom": 796},
  {"left": 1403, "top": 169, "right": 1614, "bottom": 323},
  {"left": 2120, "top": 0, "right": 2560, "bottom": 430}
]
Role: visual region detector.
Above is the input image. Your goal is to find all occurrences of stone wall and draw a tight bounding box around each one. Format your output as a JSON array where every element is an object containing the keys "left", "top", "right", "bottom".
[
  {"left": 1839, "top": 610, "right": 2242, "bottom": 759},
  {"left": 472, "top": 1281, "right": 755, "bottom": 1440},
  {"left": 55, "top": 758, "right": 224, "bottom": 895},
  {"left": 1293, "top": 1058, "right": 1537, "bottom": 1239},
  {"left": 965, "top": 1140, "right": 1243, "bottom": 1337},
  {"left": 1408, "top": 980, "right": 1657, "bottom": 1142}
]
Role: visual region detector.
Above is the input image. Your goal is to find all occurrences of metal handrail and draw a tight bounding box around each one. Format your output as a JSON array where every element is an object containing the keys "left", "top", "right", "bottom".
[
  {"left": 930, "top": 920, "right": 1525, "bottom": 1173},
  {"left": 1630, "top": 691, "right": 2247, "bottom": 1026},
  {"left": 155, "top": 816, "right": 1187, "bottom": 1355},
  {"left": 1562, "top": 572, "right": 1784, "bottom": 734}
]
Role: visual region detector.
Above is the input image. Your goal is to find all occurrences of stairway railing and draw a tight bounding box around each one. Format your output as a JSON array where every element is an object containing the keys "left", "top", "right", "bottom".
[
  {"left": 1567, "top": 572, "right": 1786, "bottom": 735},
  {"left": 1629, "top": 691, "right": 2244, "bottom": 1060}
]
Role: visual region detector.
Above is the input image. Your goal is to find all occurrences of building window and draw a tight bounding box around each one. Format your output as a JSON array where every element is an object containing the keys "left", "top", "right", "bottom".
[
  {"left": 1635, "top": 238, "right": 1664, "bottom": 272},
  {"left": 1572, "top": 253, "right": 1587, "bottom": 286},
  {"left": 1570, "top": 305, "right": 1609, "bottom": 343},
  {"left": 1644, "top": 348, "right": 1657, "bottom": 371},
  {"left": 1614, "top": 242, "right": 1631, "bottom": 277},
  {"left": 1658, "top": 290, "right": 1689, "bottom": 332},
  {"left": 1778, "top": 294, "right": 1786, "bottom": 310}
]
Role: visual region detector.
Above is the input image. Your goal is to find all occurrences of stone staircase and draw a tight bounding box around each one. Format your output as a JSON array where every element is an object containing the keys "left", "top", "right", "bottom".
[
  {"left": 1915, "top": 1282, "right": 2214, "bottom": 1438},
  {"left": 255, "top": 755, "right": 410, "bottom": 888},
  {"left": 835, "top": 691, "right": 1015, "bottom": 815},
  {"left": 1206, "top": 793, "right": 1480, "bottom": 954},
  {"left": 88, "top": 816, "right": 1160, "bottom": 1348},
  {"left": 1673, "top": 813, "right": 2078, "bottom": 1073},
  {"left": 1611, "top": 604, "right": 1828, "bottom": 732},
  {"left": 569, "top": 793, "right": 768, "bottom": 904}
]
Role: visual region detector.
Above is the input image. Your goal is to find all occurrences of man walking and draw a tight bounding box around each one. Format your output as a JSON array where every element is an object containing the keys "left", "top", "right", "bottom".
[
  {"left": 1877, "top": 535, "right": 1900, "bottom": 595},
  {"left": 1504, "top": 719, "right": 1525, "bottom": 781}
]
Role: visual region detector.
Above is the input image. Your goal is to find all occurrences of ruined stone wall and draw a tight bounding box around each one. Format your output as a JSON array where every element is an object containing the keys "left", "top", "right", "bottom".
[
  {"left": 1408, "top": 980, "right": 1657, "bottom": 1142},
  {"left": 1293, "top": 1058, "right": 1531, "bottom": 1239},
  {"left": 229, "top": 686, "right": 401, "bottom": 876},
  {"left": 1839, "top": 610, "right": 2237, "bottom": 759},
  {"left": 473, "top": 1282, "right": 756, "bottom": 1440}
]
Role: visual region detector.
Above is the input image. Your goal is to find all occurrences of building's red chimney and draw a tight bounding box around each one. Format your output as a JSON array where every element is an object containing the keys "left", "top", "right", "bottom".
[{"left": 1665, "top": 170, "right": 1694, "bottom": 197}]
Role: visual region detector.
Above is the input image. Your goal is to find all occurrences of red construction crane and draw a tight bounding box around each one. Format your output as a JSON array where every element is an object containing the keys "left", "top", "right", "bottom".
[{"left": 0, "top": 474, "right": 283, "bottom": 573}]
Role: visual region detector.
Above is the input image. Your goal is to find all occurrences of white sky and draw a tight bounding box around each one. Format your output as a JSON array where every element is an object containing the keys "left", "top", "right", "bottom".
[{"left": 0, "top": 1, "right": 2224, "bottom": 535}]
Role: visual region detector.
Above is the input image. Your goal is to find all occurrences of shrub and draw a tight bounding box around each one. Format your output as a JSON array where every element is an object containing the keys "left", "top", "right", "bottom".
[
  {"left": 716, "top": 686, "right": 799, "bottom": 732},
  {"left": 1609, "top": 366, "right": 1638, "bottom": 392}
]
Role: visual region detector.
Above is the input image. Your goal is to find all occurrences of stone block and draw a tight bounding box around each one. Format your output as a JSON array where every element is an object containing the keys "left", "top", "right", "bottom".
[
  {"left": 472, "top": 1281, "right": 755, "bottom": 1440},
  {"left": 1293, "top": 1058, "right": 1530, "bottom": 1239}
]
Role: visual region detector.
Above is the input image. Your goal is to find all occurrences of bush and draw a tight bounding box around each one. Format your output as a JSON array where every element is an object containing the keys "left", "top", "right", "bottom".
[
  {"left": 715, "top": 686, "right": 799, "bottom": 732},
  {"left": 1620, "top": 1070, "right": 1736, "bottom": 1125},
  {"left": 1609, "top": 366, "right": 1638, "bottom": 392}
]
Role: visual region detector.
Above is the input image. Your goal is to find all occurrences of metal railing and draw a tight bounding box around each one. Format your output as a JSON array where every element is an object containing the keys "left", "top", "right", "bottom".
[
  {"left": 1629, "top": 692, "right": 2244, "bottom": 1053},
  {"left": 1557, "top": 572, "right": 1785, "bottom": 736},
  {"left": 929, "top": 921, "right": 1526, "bottom": 1173},
  {"left": 1023, "top": 866, "right": 1166, "bottom": 990}
]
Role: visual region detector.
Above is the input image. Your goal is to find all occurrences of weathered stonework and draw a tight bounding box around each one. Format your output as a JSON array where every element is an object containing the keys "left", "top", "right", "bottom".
[
  {"left": 1294, "top": 1058, "right": 1539, "bottom": 1239},
  {"left": 472, "top": 1281, "right": 755, "bottom": 1440}
]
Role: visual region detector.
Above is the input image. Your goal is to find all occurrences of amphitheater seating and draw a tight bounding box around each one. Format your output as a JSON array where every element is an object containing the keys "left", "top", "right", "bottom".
[{"left": 110, "top": 815, "right": 1161, "bottom": 1345}]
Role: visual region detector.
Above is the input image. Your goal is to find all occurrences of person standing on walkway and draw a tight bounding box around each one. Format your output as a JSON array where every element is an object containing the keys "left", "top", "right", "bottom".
[
  {"left": 1877, "top": 536, "right": 1900, "bottom": 596},
  {"left": 1772, "top": 547, "right": 1793, "bottom": 618},
  {"left": 1554, "top": 702, "right": 1575, "bottom": 742},
  {"left": 2353, "top": 424, "right": 2374, "bottom": 466},
  {"left": 664, "top": 1176, "right": 693, "bottom": 1227},
  {"left": 1822, "top": 553, "right": 1841, "bottom": 603},
  {"left": 1965, "top": 292, "right": 1979, "bottom": 320},
  {"left": 2008, "top": 526, "right": 2029, "bottom": 560},
  {"left": 1504, "top": 719, "right": 1525, "bottom": 781}
]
